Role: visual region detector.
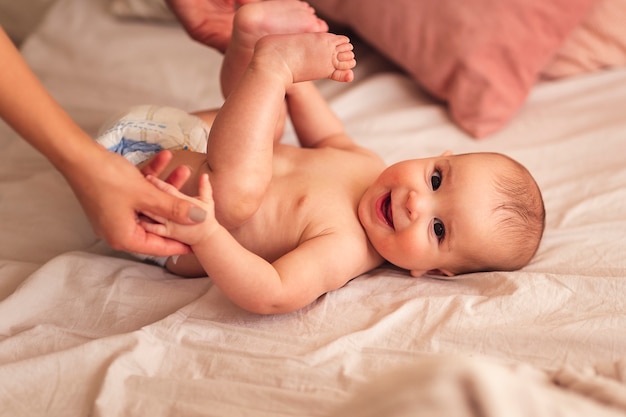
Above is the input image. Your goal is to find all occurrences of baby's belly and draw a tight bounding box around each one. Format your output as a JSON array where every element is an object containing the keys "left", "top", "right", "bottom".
[{"left": 229, "top": 193, "right": 308, "bottom": 263}]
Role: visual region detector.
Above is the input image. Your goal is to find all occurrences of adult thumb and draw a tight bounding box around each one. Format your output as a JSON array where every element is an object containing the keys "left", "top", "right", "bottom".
[{"left": 150, "top": 194, "right": 206, "bottom": 225}]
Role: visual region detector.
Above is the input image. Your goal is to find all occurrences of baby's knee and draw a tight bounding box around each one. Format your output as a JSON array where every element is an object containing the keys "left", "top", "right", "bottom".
[
  {"left": 220, "top": 196, "right": 263, "bottom": 228},
  {"left": 233, "top": 2, "right": 265, "bottom": 34}
]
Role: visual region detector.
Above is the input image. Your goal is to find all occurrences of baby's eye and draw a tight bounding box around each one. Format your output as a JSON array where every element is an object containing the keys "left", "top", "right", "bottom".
[
  {"left": 431, "top": 170, "right": 442, "bottom": 190},
  {"left": 433, "top": 219, "right": 445, "bottom": 241}
]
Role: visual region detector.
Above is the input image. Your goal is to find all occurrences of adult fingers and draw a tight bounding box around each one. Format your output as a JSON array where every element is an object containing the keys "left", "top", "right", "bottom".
[
  {"left": 136, "top": 229, "right": 192, "bottom": 255},
  {"left": 164, "top": 165, "right": 191, "bottom": 190},
  {"left": 140, "top": 150, "right": 173, "bottom": 177}
]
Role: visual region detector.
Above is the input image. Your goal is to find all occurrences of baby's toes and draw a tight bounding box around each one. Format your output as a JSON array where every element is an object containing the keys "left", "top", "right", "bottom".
[
  {"left": 330, "top": 69, "right": 355, "bottom": 83},
  {"left": 336, "top": 50, "right": 356, "bottom": 68}
]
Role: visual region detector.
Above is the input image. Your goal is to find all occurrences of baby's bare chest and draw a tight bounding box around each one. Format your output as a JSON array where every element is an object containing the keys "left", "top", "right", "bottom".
[
  {"left": 231, "top": 148, "right": 381, "bottom": 262},
  {"left": 230, "top": 172, "right": 357, "bottom": 262}
]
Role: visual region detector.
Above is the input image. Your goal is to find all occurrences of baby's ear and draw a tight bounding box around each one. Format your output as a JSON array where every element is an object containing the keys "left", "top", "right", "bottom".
[
  {"left": 410, "top": 269, "right": 456, "bottom": 279},
  {"left": 424, "top": 269, "right": 459, "bottom": 280}
]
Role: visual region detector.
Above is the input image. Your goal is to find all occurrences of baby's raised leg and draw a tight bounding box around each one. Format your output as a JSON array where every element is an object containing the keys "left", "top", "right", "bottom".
[
  {"left": 221, "top": 1, "right": 328, "bottom": 98},
  {"left": 207, "top": 33, "right": 355, "bottom": 227}
]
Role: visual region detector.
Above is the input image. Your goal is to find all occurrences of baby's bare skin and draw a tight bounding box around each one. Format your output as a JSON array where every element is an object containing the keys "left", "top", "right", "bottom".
[
  {"left": 161, "top": 142, "right": 385, "bottom": 268},
  {"left": 141, "top": 2, "right": 545, "bottom": 314},
  {"left": 141, "top": 21, "right": 384, "bottom": 314},
  {"left": 157, "top": 30, "right": 379, "bottom": 265}
]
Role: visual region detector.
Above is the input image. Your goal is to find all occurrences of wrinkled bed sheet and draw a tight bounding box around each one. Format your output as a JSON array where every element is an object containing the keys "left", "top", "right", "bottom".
[{"left": 1, "top": 0, "right": 626, "bottom": 415}]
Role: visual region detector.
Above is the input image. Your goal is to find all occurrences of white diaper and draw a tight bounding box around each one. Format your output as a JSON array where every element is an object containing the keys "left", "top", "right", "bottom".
[
  {"left": 132, "top": 253, "right": 169, "bottom": 267},
  {"left": 96, "top": 105, "right": 210, "bottom": 165}
]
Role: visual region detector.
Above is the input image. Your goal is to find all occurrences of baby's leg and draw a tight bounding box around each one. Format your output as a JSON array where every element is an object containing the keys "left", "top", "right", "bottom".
[
  {"left": 208, "top": 33, "right": 355, "bottom": 227},
  {"left": 221, "top": 1, "right": 328, "bottom": 98}
]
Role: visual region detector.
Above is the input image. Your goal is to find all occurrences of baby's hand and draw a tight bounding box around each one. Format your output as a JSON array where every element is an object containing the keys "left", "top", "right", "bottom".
[{"left": 140, "top": 173, "right": 220, "bottom": 246}]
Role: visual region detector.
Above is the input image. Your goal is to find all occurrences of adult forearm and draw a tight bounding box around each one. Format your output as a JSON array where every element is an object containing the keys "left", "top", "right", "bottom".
[
  {"left": 0, "top": 28, "right": 100, "bottom": 171},
  {"left": 1, "top": 28, "right": 201, "bottom": 256}
]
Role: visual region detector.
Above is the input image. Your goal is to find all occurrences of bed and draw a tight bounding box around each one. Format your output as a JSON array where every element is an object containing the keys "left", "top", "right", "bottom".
[{"left": 1, "top": 0, "right": 626, "bottom": 415}]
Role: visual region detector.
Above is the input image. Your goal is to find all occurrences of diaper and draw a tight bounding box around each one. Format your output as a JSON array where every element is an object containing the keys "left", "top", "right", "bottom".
[
  {"left": 96, "top": 105, "right": 210, "bottom": 165},
  {"left": 132, "top": 253, "right": 169, "bottom": 267}
]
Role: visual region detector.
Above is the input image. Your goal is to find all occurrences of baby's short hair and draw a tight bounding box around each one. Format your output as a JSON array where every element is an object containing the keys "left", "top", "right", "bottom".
[{"left": 459, "top": 153, "right": 545, "bottom": 274}]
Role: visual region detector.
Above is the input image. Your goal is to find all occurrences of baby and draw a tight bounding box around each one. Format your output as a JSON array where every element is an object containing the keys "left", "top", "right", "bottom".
[{"left": 97, "top": 1, "right": 545, "bottom": 314}]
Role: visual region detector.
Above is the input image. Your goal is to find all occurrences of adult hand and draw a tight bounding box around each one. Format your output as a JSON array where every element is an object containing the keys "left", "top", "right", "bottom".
[
  {"left": 166, "top": 0, "right": 261, "bottom": 53},
  {"left": 63, "top": 147, "right": 204, "bottom": 256},
  {"left": 0, "top": 27, "right": 206, "bottom": 257}
]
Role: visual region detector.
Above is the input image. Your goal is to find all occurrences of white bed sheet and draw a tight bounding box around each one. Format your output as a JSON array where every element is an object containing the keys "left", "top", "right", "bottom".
[{"left": 1, "top": 0, "right": 626, "bottom": 415}]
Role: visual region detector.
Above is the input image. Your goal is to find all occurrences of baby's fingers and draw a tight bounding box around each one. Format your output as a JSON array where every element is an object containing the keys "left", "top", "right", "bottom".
[
  {"left": 139, "top": 213, "right": 170, "bottom": 237},
  {"left": 140, "top": 210, "right": 167, "bottom": 226},
  {"left": 146, "top": 174, "right": 186, "bottom": 198},
  {"left": 197, "top": 173, "right": 213, "bottom": 202}
]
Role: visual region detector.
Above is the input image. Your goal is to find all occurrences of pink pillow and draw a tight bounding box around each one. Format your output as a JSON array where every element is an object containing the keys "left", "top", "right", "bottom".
[
  {"left": 541, "top": 0, "right": 626, "bottom": 79},
  {"left": 308, "top": 0, "right": 598, "bottom": 138}
]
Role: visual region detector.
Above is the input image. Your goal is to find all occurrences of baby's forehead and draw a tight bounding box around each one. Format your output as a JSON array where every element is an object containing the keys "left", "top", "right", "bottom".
[
  {"left": 454, "top": 152, "right": 514, "bottom": 166},
  {"left": 453, "top": 153, "right": 529, "bottom": 186}
]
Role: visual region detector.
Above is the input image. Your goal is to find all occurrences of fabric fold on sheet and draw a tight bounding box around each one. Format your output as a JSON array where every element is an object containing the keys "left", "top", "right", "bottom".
[
  {"left": 331, "top": 356, "right": 626, "bottom": 417},
  {"left": 552, "top": 360, "right": 626, "bottom": 411},
  {"left": 2, "top": 0, "right": 626, "bottom": 415}
]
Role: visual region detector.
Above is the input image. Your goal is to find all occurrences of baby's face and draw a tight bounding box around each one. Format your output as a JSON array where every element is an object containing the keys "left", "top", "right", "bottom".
[{"left": 358, "top": 152, "right": 505, "bottom": 277}]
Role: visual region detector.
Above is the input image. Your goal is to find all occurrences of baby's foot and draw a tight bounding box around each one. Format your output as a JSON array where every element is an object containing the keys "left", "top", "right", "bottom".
[
  {"left": 222, "top": 1, "right": 329, "bottom": 97},
  {"left": 232, "top": 1, "right": 329, "bottom": 52},
  {"left": 253, "top": 32, "right": 356, "bottom": 84}
]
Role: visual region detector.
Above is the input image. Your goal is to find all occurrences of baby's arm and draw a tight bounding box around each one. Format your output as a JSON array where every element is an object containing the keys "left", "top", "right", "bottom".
[
  {"left": 287, "top": 81, "right": 359, "bottom": 151},
  {"left": 141, "top": 175, "right": 367, "bottom": 314}
]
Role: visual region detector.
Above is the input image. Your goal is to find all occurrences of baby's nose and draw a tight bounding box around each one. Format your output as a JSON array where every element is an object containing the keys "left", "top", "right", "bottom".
[
  {"left": 406, "top": 190, "right": 424, "bottom": 220},
  {"left": 406, "top": 190, "right": 436, "bottom": 221}
]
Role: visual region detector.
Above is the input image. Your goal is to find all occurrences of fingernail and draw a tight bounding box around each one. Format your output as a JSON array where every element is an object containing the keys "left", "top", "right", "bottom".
[{"left": 189, "top": 206, "right": 206, "bottom": 222}]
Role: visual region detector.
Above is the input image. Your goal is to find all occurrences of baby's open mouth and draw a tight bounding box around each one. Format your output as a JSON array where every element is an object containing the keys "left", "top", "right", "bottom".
[{"left": 381, "top": 193, "right": 394, "bottom": 229}]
